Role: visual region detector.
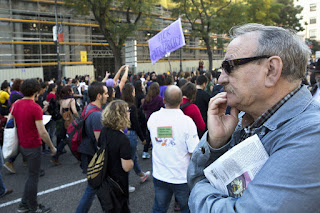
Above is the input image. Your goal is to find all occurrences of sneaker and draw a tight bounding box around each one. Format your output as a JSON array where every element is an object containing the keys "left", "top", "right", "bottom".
[
  {"left": 4, "top": 162, "right": 16, "bottom": 174},
  {"left": 17, "top": 202, "right": 29, "bottom": 213},
  {"left": 28, "top": 204, "right": 51, "bottom": 213},
  {"left": 0, "top": 189, "right": 13, "bottom": 198},
  {"left": 129, "top": 185, "right": 135, "bottom": 193},
  {"left": 50, "top": 159, "right": 61, "bottom": 166},
  {"left": 140, "top": 171, "right": 151, "bottom": 183},
  {"left": 142, "top": 152, "right": 151, "bottom": 159}
]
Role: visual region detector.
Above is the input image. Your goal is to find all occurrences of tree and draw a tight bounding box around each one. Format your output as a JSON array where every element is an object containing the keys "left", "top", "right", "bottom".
[
  {"left": 172, "top": 0, "right": 233, "bottom": 72},
  {"left": 173, "top": 0, "right": 303, "bottom": 72},
  {"left": 273, "top": 0, "right": 304, "bottom": 31},
  {"left": 65, "top": 0, "right": 155, "bottom": 71}
]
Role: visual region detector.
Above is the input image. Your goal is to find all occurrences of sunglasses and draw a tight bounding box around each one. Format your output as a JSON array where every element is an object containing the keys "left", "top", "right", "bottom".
[{"left": 221, "top": 55, "right": 271, "bottom": 75}]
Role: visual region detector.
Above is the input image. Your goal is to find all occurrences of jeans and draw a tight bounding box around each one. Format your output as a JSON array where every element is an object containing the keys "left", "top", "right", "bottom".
[
  {"left": 152, "top": 178, "right": 190, "bottom": 213},
  {"left": 76, "top": 184, "right": 97, "bottom": 213},
  {"left": 0, "top": 147, "right": 7, "bottom": 196},
  {"left": 20, "top": 146, "right": 41, "bottom": 210},
  {"left": 126, "top": 131, "right": 142, "bottom": 175}
]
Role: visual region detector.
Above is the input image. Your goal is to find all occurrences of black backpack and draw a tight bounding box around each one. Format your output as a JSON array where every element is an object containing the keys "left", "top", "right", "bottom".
[
  {"left": 87, "top": 128, "right": 109, "bottom": 189},
  {"left": 47, "top": 98, "right": 62, "bottom": 121}
]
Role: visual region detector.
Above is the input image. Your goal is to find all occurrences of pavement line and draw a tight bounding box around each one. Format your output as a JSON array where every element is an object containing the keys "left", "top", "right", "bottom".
[{"left": 0, "top": 178, "right": 87, "bottom": 208}]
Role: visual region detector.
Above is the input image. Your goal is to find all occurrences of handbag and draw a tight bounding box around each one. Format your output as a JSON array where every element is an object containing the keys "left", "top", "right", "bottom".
[{"left": 2, "top": 106, "right": 19, "bottom": 160}]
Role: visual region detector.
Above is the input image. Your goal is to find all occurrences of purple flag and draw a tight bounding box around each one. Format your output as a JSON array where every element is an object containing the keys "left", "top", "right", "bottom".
[{"left": 148, "top": 18, "right": 186, "bottom": 64}]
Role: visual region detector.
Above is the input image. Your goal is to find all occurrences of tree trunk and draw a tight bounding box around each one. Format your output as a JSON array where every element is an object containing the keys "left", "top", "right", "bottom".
[
  {"left": 203, "top": 37, "right": 213, "bottom": 72},
  {"left": 113, "top": 47, "right": 123, "bottom": 73}
]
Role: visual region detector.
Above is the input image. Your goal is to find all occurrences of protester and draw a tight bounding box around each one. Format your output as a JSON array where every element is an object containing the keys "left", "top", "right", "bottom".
[
  {"left": 103, "top": 65, "right": 129, "bottom": 99},
  {"left": 96, "top": 100, "right": 133, "bottom": 212},
  {"left": 0, "top": 81, "right": 10, "bottom": 115},
  {"left": 76, "top": 82, "right": 108, "bottom": 213},
  {"left": 0, "top": 146, "right": 13, "bottom": 198},
  {"left": 147, "top": 85, "right": 199, "bottom": 213},
  {"left": 9, "top": 78, "right": 23, "bottom": 105},
  {"left": 180, "top": 82, "right": 205, "bottom": 134},
  {"left": 194, "top": 75, "right": 212, "bottom": 137},
  {"left": 121, "top": 83, "right": 150, "bottom": 191},
  {"left": 310, "top": 61, "right": 320, "bottom": 101},
  {"left": 12, "top": 79, "right": 56, "bottom": 213},
  {"left": 51, "top": 86, "right": 79, "bottom": 165},
  {"left": 188, "top": 23, "right": 320, "bottom": 212},
  {"left": 142, "top": 82, "right": 164, "bottom": 159}
]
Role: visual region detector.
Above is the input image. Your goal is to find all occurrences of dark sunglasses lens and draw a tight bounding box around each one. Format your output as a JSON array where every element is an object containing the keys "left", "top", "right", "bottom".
[{"left": 222, "top": 61, "right": 231, "bottom": 74}]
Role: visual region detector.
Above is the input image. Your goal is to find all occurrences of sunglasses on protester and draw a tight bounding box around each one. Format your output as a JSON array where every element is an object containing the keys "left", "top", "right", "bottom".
[{"left": 221, "top": 55, "right": 271, "bottom": 75}]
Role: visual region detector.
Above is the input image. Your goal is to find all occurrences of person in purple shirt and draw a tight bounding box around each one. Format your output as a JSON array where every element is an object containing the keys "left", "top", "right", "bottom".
[{"left": 142, "top": 82, "right": 164, "bottom": 159}]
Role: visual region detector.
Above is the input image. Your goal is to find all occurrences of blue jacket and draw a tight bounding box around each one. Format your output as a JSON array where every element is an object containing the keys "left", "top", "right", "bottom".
[{"left": 188, "top": 86, "right": 320, "bottom": 212}]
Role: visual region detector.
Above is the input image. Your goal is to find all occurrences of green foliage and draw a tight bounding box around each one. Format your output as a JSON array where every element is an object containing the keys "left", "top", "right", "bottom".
[
  {"left": 273, "top": 0, "right": 304, "bottom": 31},
  {"left": 65, "top": 0, "right": 156, "bottom": 49}
]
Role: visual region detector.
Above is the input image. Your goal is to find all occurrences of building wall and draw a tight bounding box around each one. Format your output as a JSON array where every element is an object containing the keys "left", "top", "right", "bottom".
[
  {"left": 294, "top": 0, "right": 320, "bottom": 42},
  {"left": 0, "top": 67, "right": 43, "bottom": 82}
]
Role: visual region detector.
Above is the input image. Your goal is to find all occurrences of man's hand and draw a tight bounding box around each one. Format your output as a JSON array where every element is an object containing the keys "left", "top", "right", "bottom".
[
  {"left": 142, "top": 139, "right": 146, "bottom": 145},
  {"left": 50, "top": 146, "right": 57, "bottom": 156},
  {"left": 207, "top": 92, "right": 239, "bottom": 148}
]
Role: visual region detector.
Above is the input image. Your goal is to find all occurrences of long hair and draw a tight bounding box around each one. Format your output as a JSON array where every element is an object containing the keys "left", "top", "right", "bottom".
[
  {"left": 101, "top": 100, "right": 130, "bottom": 130},
  {"left": 121, "top": 83, "right": 135, "bottom": 106},
  {"left": 145, "top": 82, "right": 160, "bottom": 103}
]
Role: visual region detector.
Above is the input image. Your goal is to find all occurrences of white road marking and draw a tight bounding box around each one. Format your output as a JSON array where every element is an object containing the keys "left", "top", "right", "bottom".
[{"left": 0, "top": 178, "right": 87, "bottom": 208}]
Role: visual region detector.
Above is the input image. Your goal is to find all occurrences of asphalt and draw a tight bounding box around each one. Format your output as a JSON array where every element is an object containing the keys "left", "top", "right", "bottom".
[{"left": 0, "top": 143, "right": 177, "bottom": 213}]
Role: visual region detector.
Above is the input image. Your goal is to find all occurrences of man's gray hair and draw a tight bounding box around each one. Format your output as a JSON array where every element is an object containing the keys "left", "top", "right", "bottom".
[{"left": 230, "top": 23, "right": 311, "bottom": 82}]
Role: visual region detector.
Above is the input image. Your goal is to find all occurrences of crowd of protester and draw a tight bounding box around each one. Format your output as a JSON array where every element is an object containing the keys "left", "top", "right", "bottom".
[{"left": 0, "top": 24, "right": 320, "bottom": 213}]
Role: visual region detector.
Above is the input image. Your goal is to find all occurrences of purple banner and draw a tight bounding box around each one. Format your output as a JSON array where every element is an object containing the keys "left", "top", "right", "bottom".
[{"left": 148, "top": 18, "right": 186, "bottom": 64}]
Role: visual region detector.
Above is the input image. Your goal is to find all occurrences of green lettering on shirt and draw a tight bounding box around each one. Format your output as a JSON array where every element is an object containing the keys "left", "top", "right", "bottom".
[{"left": 157, "top": 126, "right": 173, "bottom": 138}]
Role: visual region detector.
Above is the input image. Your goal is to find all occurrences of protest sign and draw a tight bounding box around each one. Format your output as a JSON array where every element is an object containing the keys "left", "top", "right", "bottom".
[{"left": 148, "top": 18, "right": 185, "bottom": 64}]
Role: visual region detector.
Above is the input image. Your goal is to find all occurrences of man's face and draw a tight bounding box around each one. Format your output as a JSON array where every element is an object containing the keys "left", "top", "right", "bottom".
[
  {"left": 100, "top": 86, "right": 109, "bottom": 105},
  {"left": 218, "top": 32, "right": 267, "bottom": 111}
]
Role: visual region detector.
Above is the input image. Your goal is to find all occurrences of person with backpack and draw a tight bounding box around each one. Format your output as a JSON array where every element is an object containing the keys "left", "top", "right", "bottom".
[
  {"left": 50, "top": 85, "right": 79, "bottom": 165},
  {"left": 180, "top": 82, "right": 205, "bottom": 133},
  {"left": 92, "top": 99, "right": 133, "bottom": 212},
  {"left": 76, "top": 82, "right": 108, "bottom": 213}
]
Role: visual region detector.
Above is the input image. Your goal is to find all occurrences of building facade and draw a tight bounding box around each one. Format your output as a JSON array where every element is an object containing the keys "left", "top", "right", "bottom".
[
  {"left": 0, "top": 0, "right": 226, "bottom": 81},
  {"left": 294, "top": 0, "right": 320, "bottom": 42}
]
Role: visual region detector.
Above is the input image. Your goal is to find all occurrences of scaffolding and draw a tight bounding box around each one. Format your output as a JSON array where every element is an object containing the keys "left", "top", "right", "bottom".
[{"left": 0, "top": 0, "right": 228, "bottom": 78}]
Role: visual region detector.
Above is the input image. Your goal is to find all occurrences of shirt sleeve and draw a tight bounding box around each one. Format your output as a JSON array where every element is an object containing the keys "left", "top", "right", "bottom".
[
  {"left": 119, "top": 134, "right": 132, "bottom": 160},
  {"left": 91, "top": 112, "right": 103, "bottom": 132},
  {"left": 34, "top": 104, "right": 43, "bottom": 121}
]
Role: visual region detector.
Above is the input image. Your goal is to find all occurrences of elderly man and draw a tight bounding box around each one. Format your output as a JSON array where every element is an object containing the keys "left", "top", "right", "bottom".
[
  {"left": 148, "top": 85, "right": 199, "bottom": 213},
  {"left": 188, "top": 23, "right": 320, "bottom": 212}
]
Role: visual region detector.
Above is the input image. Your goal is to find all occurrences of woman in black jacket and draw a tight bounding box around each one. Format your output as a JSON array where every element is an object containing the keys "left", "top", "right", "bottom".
[{"left": 121, "top": 83, "right": 150, "bottom": 190}]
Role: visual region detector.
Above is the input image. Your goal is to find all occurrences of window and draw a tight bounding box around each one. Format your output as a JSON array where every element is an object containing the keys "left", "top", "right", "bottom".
[
  {"left": 310, "top": 17, "right": 317, "bottom": 24},
  {"left": 309, "top": 29, "right": 317, "bottom": 39},
  {"left": 310, "top": 3, "right": 316, "bottom": 12}
]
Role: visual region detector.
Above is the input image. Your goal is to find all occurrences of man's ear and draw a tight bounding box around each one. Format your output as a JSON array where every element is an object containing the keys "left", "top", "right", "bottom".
[
  {"left": 96, "top": 93, "right": 101, "bottom": 101},
  {"left": 265, "top": 56, "right": 283, "bottom": 87}
]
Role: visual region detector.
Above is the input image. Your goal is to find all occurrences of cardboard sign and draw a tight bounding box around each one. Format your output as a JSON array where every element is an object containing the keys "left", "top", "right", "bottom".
[{"left": 148, "top": 18, "right": 185, "bottom": 64}]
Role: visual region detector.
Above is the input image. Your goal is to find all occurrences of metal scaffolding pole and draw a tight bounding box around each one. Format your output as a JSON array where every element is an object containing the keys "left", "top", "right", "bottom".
[{"left": 55, "top": 0, "right": 62, "bottom": 80}]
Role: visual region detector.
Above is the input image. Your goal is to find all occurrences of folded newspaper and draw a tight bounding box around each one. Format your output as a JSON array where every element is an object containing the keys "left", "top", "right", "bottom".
[{"left": 204, "top": 134, "right": 269, "bottom": 198}]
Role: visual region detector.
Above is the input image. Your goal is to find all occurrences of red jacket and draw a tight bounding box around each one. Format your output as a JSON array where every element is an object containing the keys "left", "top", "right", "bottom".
[{"left": 181, "top": 98, "right": 205, "bottom": 132}]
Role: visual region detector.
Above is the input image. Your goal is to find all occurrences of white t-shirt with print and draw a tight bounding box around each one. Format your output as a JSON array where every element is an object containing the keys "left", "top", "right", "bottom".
[{"left": 147, "top": 108, "right": 199, "bottom": 184}]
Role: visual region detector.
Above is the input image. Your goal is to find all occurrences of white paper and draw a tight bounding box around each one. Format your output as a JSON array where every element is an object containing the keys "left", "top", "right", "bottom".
[
  {"left": 43, "top": 115, "right": 52, "bottom": 125},
  {"left": 204, "top": 134, "right": 269, "bottom": 198}
]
